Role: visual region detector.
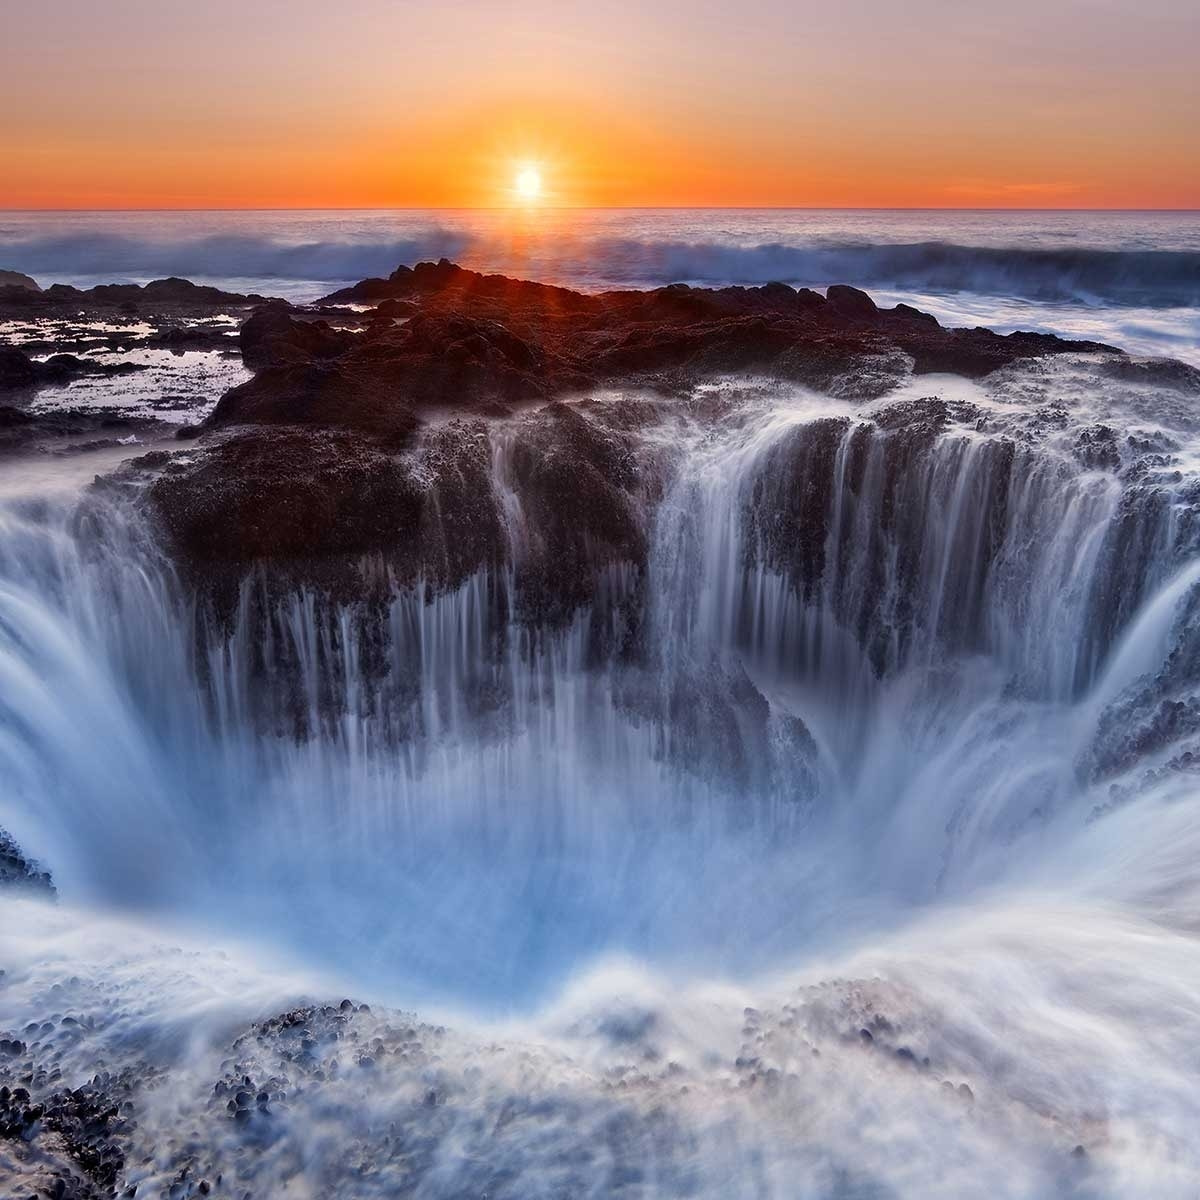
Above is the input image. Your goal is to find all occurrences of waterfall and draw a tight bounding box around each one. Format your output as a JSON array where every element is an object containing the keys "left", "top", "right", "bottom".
[
  {"left": 1, "top": 388, "right": 1198, "bottom": 1009},
  {"left": 6, "top": 380, "right": 1200, "bottom": 1196}
]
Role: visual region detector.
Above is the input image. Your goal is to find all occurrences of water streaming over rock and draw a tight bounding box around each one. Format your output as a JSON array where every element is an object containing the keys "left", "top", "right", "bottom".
[{"left": 4, "top": 364, "right": 1200, "bottom": 1194}]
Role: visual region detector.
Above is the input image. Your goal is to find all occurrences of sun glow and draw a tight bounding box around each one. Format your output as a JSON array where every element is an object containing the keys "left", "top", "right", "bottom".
[{"left": 515, "top": 165, "right": 542, "bottom": 200}]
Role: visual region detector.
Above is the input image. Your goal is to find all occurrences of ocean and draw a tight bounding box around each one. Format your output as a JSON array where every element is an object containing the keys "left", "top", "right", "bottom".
[{"left": 2, "top": 207, "right": 1199, "bottom": 361}]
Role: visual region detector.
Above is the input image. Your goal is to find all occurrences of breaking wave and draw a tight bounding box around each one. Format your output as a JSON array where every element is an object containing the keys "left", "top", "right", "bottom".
[
  {"left": 0, "top": 230, "right": 472, "bottom": 290},
  {"left": 584, "top": 238, "right": 1200, "bottom": 305},
  {"left": 4, "top": 229, "right": 1199, "bottom": 306}
]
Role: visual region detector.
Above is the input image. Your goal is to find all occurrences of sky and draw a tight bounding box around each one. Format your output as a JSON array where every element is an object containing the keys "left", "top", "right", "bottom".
[{"left": 2, "top": 0, "right": 1198, "bottom": 209}]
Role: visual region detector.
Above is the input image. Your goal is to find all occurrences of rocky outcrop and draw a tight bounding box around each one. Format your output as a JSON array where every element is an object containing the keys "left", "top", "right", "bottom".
[
  {"left": 205, "top": 361, "right": 421, "bottom": 445},
  {"left": 113, "top": 262, "right": 1121, "bottom": 625},
  {"left": 239, "top": 303, "right": 358, "bottom": 371},
  {"left": 825, "top": 284, "right": 878, "bottom": 318},
  {"left": 0, "top": 346, "right": 148, "bottom": 394},
  {"left": 210, "top": 307, "right": 576, "bottom": 435},
  {"left": 0, "top": 268, "right": 39, "bottom": 291},
  {"left": 0, "top": 1062, "right": 132, "bottom": 1200},
  {"left": 502, "top": 402, "right": 647, "bottom": 625},
  {"left": 140, "top": 399, "right": 656, "bottom": 627},
  {"left": 0, "top": 276, "right": 276, "bottom": 315},
  {"left": 0, "top": 829, "right": 54, "bottom": 894},
  {"left": 140, "top": 417, "right": 511, "bottom": 596},
  {"left": 256, "top": 259, "right": 1118, "bottom": 426},
  {"left": 0, "top": 403, "right": 163, "bottom": 456},
  {"left": 145, "top": 428, "right": 426, "bottom": 581},
  {"left": 0, "top": 346, "right": 36, "bottom": 390}
]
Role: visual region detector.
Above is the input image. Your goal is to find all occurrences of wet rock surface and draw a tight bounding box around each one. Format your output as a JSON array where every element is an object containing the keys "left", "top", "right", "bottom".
[
  {"left": 0, "top": 831, "right": 54, "bottom": 895},
  {"left": 0, "top": 269, "right": 40, "bottom": 292},
  {"left": 238, "top": 302, "right": 358, "bottom": 371},
  {"left": 501, "top": 401, "right": 648, "bottom": 624},
  {"left": 114, "top": 261, "right": 1119, "bottom": 602},
  {"left": 305, "top": 259, "right": 1114, "bottom": 406},
  {"left": 0, "top": 346, "right": 149, "bottom": 394},
  {"left": 0, "top": 277, "right": 275, "bottom": 316},
  {"left": 0, "top": 403, "right": 165, "bottom": 457},
  {"left": 0, "top": 962, "right": 1104, "bottom": 1200}
]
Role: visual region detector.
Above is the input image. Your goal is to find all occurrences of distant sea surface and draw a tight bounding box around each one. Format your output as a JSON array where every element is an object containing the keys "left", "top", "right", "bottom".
[{"left": 2, "top": 208, "right": 1198, "bottom": 362}]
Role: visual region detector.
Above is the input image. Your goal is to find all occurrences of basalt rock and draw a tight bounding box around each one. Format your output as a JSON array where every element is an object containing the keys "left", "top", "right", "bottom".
[
  {"left": 125, "top": 263, "right": 1123, "bottom": 624},
  {"left": 202, "top": 262, "right": 1123, "bottom": 443},
  {"left": 138, "top": 396, "right": 658, "bottom": 634},
  {"left": 209, "top": 308, "right": 578, "bottom": 438},
  {"left": 240, "top": 303, "right": 358, "bottom": 371},
  {"left": 0, "top": 346, "right": 37, "bottom": 390},
  {"left": 375, "top": 297, "right": 418, "bottom": 320},
  {"left": 0, "top": 344, "right": 149, "bottom": 393},
  {"left": 0, "top": 268, "right": 39, "bottom": 291},
  {"left": 740, "top": 397, "right": 1009, "bottom": 676},
  {"left": 145, "top": 427, "right": 427, "bottom": 584},
  {"left": 0, "top": 276, "right": 276, "bottom": 316},
  {"left": 149, "top": 324, "right": 239, "bottom": 351},
  {"left": 1101, "top": 356, "right": 1200, "bottom": 394},
  {"left": 0, "top": 829, "right": 54, "bottom": 894},
  {"left": 0, "top": 403, "right": 163, "bottom": 456},
  {"left": 825, "top": 284, "right": 878, "bottom": 318},
  {"left": 502, "top": 401, "right": 647, "bottom": 628},
  {"left": 296, "top": 259, "right": 1118, "bottom": 413},
  {"left": 207, "top": 360, "right": 421, "bottom": 446}
]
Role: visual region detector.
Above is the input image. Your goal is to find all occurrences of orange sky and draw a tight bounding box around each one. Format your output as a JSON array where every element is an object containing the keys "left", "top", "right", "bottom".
[{"left": 3, "top": 0, "right": 1198, "bottom": 209}]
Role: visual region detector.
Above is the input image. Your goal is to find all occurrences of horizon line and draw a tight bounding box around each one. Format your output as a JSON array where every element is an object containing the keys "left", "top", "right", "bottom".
[{"left": 2, "top": 205, "right": 1199, "bottom": 215}]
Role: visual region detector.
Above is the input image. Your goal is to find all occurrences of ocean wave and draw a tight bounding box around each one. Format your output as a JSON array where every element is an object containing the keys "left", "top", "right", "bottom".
[
  {"left": 2, "top": 229, "right": 1198, "bottom": 305},
  {"left": 575, "top": 238, "right": 1200, "bottom": 304},
  {"left": 0, "top": 230, "right": 472, "bottom": 285}
]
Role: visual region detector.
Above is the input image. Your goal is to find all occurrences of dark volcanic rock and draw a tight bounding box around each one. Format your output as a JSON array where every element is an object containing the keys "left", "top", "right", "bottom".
[
  {"left": 375, "top": 297, "right": 418, "bottom": 320},
  {"left": 139, "top": 399, "right": 655, "bottom": 629},
  {"left": 319, "top": 276, "right": 408, "bottom": 304},
  {"left": 0, "top": 345, "right": 148, "bottom": 393},
  {"left": 0, "top": 403, "right": 163, "bottom": 456},
  {"left": 215, "top": 260, "right": 1116, "bottom": 434},
  {"left": 239, "top": 303, "right": 358, "bottom": 371},
  {"left": 740, "top": 396, "right": 1004, "bottom": 675},
  {"left": 0, "top": 268, "right": 39, "bottom": 291},
  {"left": 149, "top": 324, "right": 239, "bottom": 351},
  {"left": 0, "top": 828, "right": 54, "bottom": 894},
  {"left": 383, "top": 311, "right": 557, "bottom": 403},
  {"left": 107, "top": 261, "right": 1128, "bottom": 626},
  {"left": 0, "top": 276, "right": 276, "bottom": 315},
  {"left": 208, "top": 309, "right": 571, "bottom": 439},
  {"left": 504, "top": 402, "right": 647, "bottom": 625},
  {"left": 146, "top": 428, "right": 425, "bottom": 575},
  {"left": 825, "top": 284, "right": 878, "bottom": 318},
  {"left": 207, "top": 361, "right": 421, "bottom": 446},
  {"left": 0, "top": 346, "right": 37, "bottom": 389},
  {"left": 1101, "top": 357, "right": 1200, "bottom": 394},
  {"left": 144, "top": 419, "right": 507, "bottom": 597},
  {"left": 908, "top": 328, "right": 1107, "bottom": 378},
  {"left": 413, "top": 420, "right": 507, "bottom": 588},
  {"left": 0, "top": 1055, "right": 137, "bottom": 1198}
]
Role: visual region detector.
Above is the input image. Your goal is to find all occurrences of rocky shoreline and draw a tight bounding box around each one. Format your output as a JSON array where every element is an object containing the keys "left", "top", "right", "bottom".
[
  {"left": 18, "top": 258, "right": 1122, "bottom": 598},
  {"left": 2, "top": 256, "right": 1190, "bottom": 786},
  {"left": 0, "top": 898, "right": 1022, "bottom": 1200}
]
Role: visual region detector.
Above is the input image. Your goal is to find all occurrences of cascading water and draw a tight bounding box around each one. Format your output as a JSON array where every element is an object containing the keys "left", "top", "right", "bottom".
[{"left": 4, "top": 364, "right": 1200, "bottom": 1195}]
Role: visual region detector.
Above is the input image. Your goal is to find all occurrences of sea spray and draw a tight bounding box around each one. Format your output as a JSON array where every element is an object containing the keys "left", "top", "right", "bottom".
[{"left": 3, "top": 364, "right": 1200, "bottom": 1194}]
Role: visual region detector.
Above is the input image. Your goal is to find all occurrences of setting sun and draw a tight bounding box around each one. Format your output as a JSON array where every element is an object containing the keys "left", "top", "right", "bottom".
[{"left": 515, "top": 165, "right": 542, "bottom": 200}]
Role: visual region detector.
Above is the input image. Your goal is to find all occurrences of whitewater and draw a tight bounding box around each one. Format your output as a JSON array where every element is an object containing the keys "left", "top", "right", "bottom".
[
  {"left": 3, "top": 217, "right": 1200, "bottom": 1195},
  {"left": 3, "top": 208, "right": 1200, "bottom": 362}
]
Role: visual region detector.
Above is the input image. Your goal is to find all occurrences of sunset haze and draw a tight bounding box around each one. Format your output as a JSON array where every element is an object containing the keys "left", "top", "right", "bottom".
[{"left": 4, "top": 0, "right": 1198, "bottom": 209}]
